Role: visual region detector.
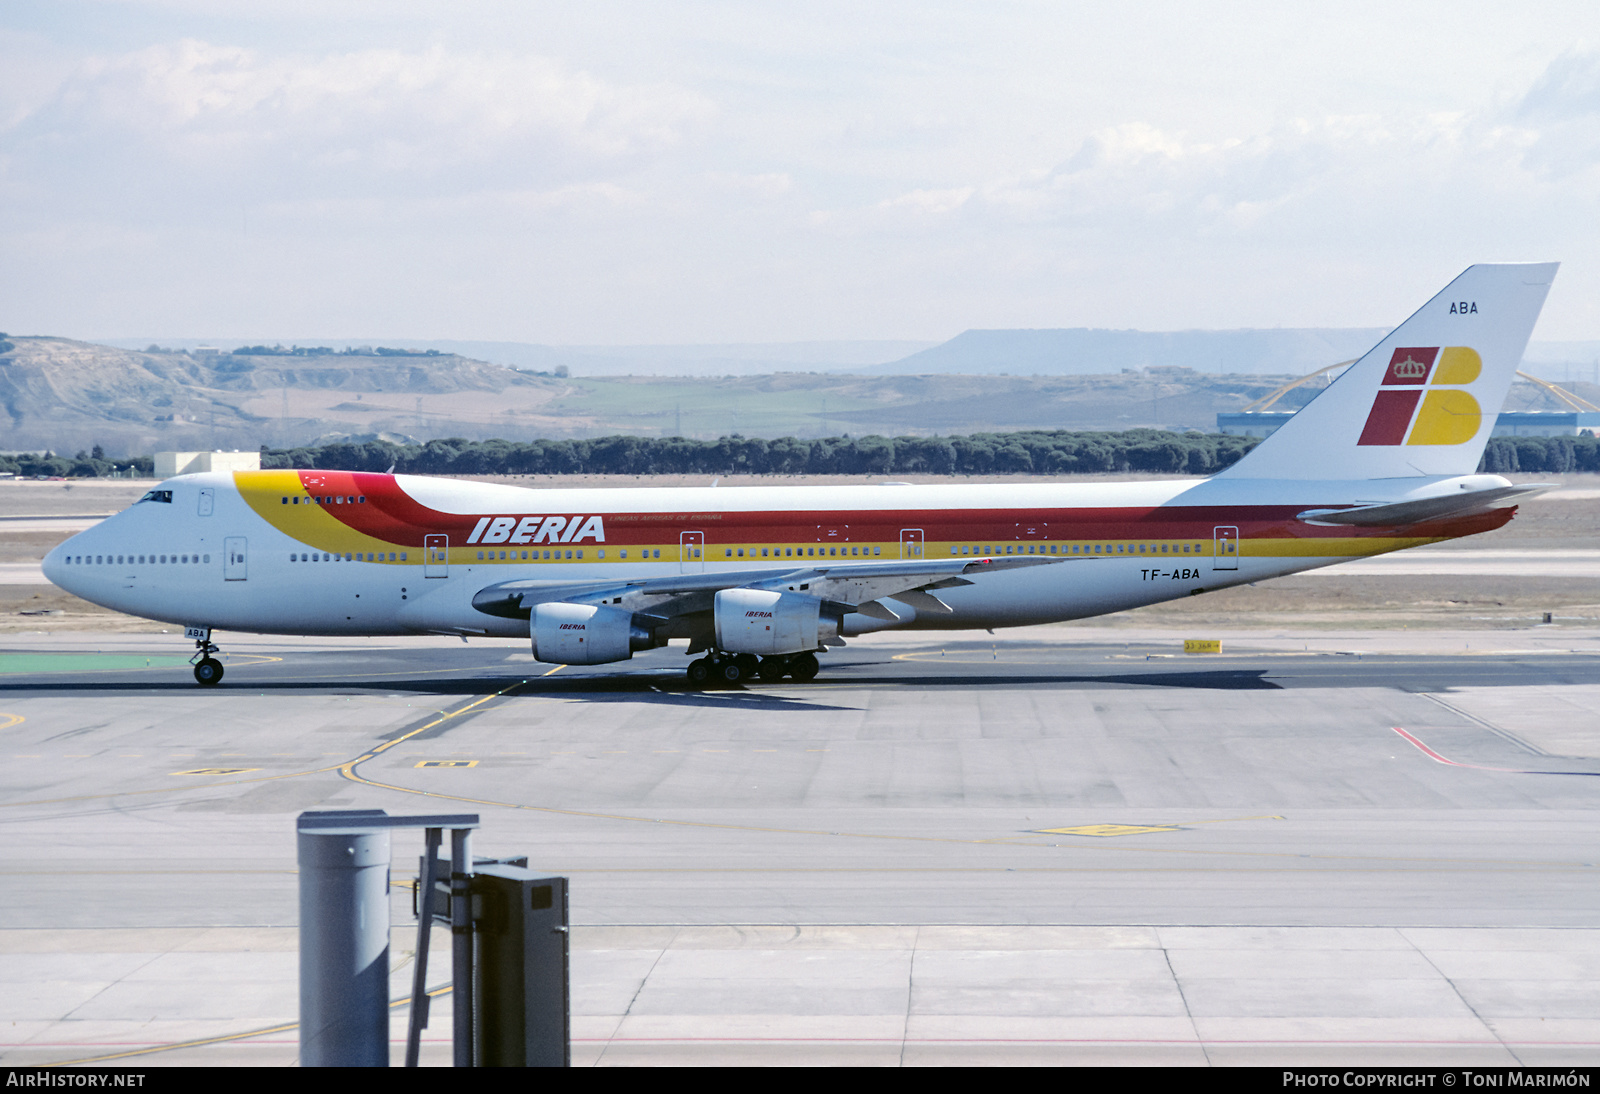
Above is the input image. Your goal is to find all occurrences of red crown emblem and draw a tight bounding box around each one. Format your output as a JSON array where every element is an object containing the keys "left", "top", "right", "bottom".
[{"left": 1383, "top": 347, "right": 1439, "bottom": 385}]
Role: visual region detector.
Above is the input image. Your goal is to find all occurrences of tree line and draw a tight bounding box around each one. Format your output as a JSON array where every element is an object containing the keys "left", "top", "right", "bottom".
[
  {"left": 0, "top": 446, "right": 153, "bottom": 479},
  {"left": 3, "top": 430, "right": 1596, "bottom": 480},
  {"left": 258, "top": 429, "right": 1265, "bottom": 477},
  {"left": 229, "top": 345, "right": 445, "bottom": 357}
]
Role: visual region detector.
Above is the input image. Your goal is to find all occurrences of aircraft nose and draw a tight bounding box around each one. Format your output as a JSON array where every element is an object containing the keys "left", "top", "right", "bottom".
[{"left": 41, "top": 536, "right": 78, "bottom": 592}]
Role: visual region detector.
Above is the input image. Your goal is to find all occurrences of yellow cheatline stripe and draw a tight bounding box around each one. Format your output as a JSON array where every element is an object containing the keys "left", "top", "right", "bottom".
[
  {"left": 0, "top": 713, "right": 24, "bottom": 731},
  {"left": 41, "top": 982, "right": 455, "bottom": 1067}
]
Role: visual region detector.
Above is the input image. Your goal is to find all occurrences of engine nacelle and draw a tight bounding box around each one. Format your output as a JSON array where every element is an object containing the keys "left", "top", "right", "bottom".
[
  {"left": 531, "top": 602, "right": 653, "bottom": 665},
  {"left": 714, "top": 588, "right": 835, "bottom": 655}
]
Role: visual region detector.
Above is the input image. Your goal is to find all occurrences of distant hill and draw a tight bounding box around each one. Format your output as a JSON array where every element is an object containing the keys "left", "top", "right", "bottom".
[
  {"left": 865, "top": 327, "right": 1392, "bottom": 377},
  {"left": 96, "top": 331, "right": 1597, "bottom": 380},
  {"left": 5, "top": 336, "right": 1592, "bottom": 458},
  {"left": 96, "top": 338, "right": 939, "bottom": 378},
  {"left": 0, "top": 338, "right": 561, "bottom": 454}
]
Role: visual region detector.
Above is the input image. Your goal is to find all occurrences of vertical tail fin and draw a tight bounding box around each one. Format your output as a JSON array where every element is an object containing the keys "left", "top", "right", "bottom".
[{"left": 1217, "top": 263, "right": 1558, "bottom": 480}]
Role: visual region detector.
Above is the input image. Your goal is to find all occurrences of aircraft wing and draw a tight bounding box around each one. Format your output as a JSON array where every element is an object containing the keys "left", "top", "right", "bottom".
[{"left": 471, "top": 554, "right": 1072, "bottom": 622}]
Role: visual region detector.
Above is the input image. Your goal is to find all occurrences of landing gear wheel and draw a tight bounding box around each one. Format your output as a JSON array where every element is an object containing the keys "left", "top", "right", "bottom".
[
  {"left": 687, "top": 658, "right": 712, "bottom": 687},
  {"left": 789, "top": 652, "right": 820, "bottom": 682},
  {"left": 734, "top": 653, "right": 760, "bottom": 677},
  {"left": 757, "top": 657, "right": 786, "bottom": 682},
  {"left": 718, "top": 659, "right": 747, "bottom": 685},
  {"left": 194, "top": 658, "right": 224, "bottom": 686}
]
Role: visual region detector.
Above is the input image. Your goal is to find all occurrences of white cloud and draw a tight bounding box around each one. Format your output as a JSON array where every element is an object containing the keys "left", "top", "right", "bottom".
[
  {"left": 5, "top": 8, "right": 1600, "bottom": 342},
  {"left": 3, "top": 38, "right": 713, "bottom": 188},
  {"left": 1511, "top": 46, "right": 1600, "bottom": 179},
  {"left": 705, "top": 171, "right": 793, "bottom": 197},
  {"left": 879, "top": 186, "right": 974, "bottom": 215}
]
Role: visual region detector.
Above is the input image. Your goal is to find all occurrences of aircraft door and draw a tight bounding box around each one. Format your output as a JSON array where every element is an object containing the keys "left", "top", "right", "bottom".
[
  {"left": 900, "top": 528, "right": 925, "bottom": 559},
  {"left": 224, "top": 537, "right": 247, "bottom": 581},
  {"left": 197, "top": 488, "right": 214, "bottom": 517},
  {"left": 680, "top": 531, "right": 705, "bottom": 573},
  {"left": 1213, "top": 526, "right": 1239, "bottom": 571},
  {"left": 425, "top": 534, "right": 449, "bottom": 578}
]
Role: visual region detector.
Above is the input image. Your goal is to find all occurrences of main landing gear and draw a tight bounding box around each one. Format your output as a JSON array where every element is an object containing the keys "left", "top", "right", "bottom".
[
  {"left": 188, "top": 628, "right": 224, "bottom": 686},
  {"left": 685, "top": 651, "right": 820, "bottom": 688}
]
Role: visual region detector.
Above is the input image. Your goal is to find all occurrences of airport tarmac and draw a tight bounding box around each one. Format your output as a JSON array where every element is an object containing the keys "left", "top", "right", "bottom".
[{"left": 1, "top": 626, "right": 1599, "bottom": 1066}]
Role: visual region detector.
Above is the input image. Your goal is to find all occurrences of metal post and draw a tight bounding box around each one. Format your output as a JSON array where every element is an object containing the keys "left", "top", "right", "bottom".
[
  {"left": 404, "top": 827, "right": 442, "bottom": 1067},
  {"left": 450, "top": 826, "right": 475, "bottom": 1067},
  {"left": 297, "top": 811, "right": 478, "bottom": 1069},
  {"left": 298, "top": 818, "right": 392, "bottom": 1067}
]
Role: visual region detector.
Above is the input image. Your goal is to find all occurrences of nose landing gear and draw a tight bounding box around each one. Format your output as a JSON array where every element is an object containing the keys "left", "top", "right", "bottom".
[{"left": 187, "top": 626, "right": 224, "bottom": 686}]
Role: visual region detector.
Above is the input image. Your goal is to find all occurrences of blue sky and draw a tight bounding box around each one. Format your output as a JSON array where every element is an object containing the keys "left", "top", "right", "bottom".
[{"left": 3, "top": 1, "right": 1598, "bottom": 344}]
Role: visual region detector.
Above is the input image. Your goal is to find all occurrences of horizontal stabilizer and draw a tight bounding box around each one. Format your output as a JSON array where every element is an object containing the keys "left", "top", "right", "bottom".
[{"left": 1297, "top": 484, "right": 1551, "bottom": 527}]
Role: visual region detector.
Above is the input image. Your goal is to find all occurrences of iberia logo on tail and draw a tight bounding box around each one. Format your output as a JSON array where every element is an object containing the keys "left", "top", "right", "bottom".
[{"left": 1356, "top": 346, "right": 1483, "bottom": 446}]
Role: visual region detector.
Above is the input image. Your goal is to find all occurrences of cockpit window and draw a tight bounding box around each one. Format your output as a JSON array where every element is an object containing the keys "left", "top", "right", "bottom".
[{"left": 137, "top": 490, "right": 174, "bottom": 504}]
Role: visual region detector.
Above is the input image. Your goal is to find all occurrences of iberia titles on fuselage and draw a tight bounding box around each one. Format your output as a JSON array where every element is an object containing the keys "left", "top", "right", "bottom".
[{"left": 41, "top": 262, "right": 1561, "bottom": 686}]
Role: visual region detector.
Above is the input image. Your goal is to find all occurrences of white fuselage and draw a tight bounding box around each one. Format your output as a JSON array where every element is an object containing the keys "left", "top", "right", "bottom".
[{"left": 42, "top": 470, "right": 1513, "bottom": 643}]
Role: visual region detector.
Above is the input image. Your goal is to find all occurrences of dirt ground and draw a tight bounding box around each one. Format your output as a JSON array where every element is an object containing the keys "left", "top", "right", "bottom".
[{"left": 2, "top": 473, "right": 1595, "bottom": 635}]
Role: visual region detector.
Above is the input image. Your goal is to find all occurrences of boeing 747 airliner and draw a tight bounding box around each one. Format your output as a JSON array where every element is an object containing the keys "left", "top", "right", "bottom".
[{"left": 44, "top": 263, "right": 1558, "bottom": 686}]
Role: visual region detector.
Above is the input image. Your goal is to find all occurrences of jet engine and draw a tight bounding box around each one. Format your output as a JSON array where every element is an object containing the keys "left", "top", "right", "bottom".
[
  {"left": 713, "top": 588, "right": 836, "bottom": 656},
  {"left": 531, "top": 602, "right": 656, "bottom": 665}
]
